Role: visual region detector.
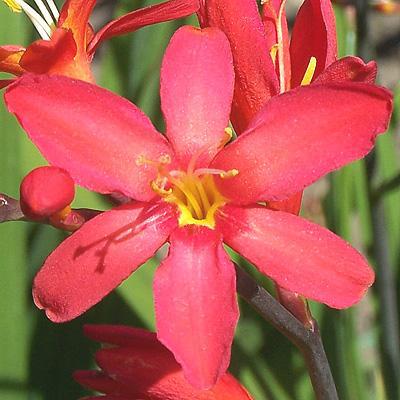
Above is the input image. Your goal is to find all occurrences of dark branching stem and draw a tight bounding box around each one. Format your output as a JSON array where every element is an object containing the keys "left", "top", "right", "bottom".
[
  {"left": 0, "top": 193, "right": 100, "bottom": 228},
  {"left": 235, "top": 265, "right": 339, "bottom": 400},
  {"left": 371, "top": 172, "right": 400, "bottom": 203}
]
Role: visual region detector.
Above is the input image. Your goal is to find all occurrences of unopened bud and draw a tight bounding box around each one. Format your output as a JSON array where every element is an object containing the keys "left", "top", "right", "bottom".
[{"left": 20, "top": 166, "right": 75, "bottom": 220}]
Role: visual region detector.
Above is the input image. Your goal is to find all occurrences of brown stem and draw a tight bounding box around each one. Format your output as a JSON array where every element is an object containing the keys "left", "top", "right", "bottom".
[{"left": 235, "top": 265, "right": 338, "bottom": 400}]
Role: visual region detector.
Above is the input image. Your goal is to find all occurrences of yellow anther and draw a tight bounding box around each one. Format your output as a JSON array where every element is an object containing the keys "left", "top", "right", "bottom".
[
  {"left": 136, "top": 154, "right": 170, "bottom": 168},
  {"left": 220, "top": 169, "right": 239, "bottom": 179},
  {"left": 3, "top": 0, "right": 22, "bottom": 12},
  {"left": 270, "top": 43, "right": 279, "bottom": 65},
  {"left": 261, "top": 0, "right": 269, "bottom": 4},
  {"left": 224, "top": 127, "right": 233, "bottom": 140},
  {"left": 151, "top": 181, "right": 172, "bottom": 197},
  {"left": 300, "top": 56, "right": 317, "bottom": 86},
  {"left": 159, "top": 154, "right": 171, "bottom": 164}
]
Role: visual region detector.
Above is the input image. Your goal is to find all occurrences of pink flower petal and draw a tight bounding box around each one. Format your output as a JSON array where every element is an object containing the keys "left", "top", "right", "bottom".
[
  {"left": 218, "top": 205, "right": 375, "bottom": 308},
  {"left": 5, "top": 74, "right": 172, "bottom": 201},
  {"left": 203, "top": 0, "right": 279, "bottom": 133},
  {"left": 314, "top": 56, "right": 377, "bottom": 84},
  {"left": 290, "top": 0, "right": 337, "bottom": 87},
  {"left": 160, "top": 26, "right": 234, "bottom": 168},
  {"left": 88, "top": 0, "right": 200, "bottom": 56},
  {"left": 212, "top": 82, "right": 393, "bottom": 204},
  {"left": 76, "top": 325, "right": 252, "bottom": 399},
  {"left": 154, "top": 226, "right": 239, "bottom": 389},
  {"left": 33, "top": 202, "right": 178, "bottom": 322}
]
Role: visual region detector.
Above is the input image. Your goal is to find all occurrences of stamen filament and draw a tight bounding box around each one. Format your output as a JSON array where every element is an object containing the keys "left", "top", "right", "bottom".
[
  {"left": 194, "top": 178, "right": 211, "bottom": 211},
  {"left": 168, "top": 176, "right": 203, "bottom": 219},
  {"left": 44, "top": 0, "right": 58, "bottom": 20},
  {"left": 14, "top": 0, "right": 52, "bottom": 39},
  {"left": 276, "top": 0, "right": 287, "bottom": 93},
  {"left": 32, "top": 0, "right": 55, "bottom": 26}
]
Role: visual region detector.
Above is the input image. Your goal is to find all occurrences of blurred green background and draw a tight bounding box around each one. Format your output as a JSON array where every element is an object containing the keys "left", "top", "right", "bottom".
[{"left": 0, "top": 0, "right": 399, "bottom": 399}]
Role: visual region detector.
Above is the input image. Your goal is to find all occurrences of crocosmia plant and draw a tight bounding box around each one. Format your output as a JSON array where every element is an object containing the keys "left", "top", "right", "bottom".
[
  {"left": 0, "top": 0, "right": 397, "bottom": 398},
  {"left": 4, "top": 22, "right": 392, "bottom": 388}
]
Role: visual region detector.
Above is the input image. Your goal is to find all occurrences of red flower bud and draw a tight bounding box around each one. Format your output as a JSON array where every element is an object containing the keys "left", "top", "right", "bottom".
[{"left": 20, "top": 166, "right": 75, "bottom": 220}]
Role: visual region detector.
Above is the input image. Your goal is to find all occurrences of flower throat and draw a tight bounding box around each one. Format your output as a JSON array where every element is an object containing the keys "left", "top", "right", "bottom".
[{"left": 136, "top": 139, "right": 238, "bottom": 229}]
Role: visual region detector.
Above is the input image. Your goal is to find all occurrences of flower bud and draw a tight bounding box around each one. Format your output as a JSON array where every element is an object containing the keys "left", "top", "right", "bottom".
[{"left": 20, "top": 166, "right": 75, "bottom": 220}]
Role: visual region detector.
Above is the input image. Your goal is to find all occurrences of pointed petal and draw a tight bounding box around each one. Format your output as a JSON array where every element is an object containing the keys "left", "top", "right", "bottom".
[
  {"left": 218, "top": 205, "right": 375, "bottom": 308},
  {"left": 160, "top": 26, "right": 234, "bottom": 168},
  {"left": 88, "top": 0, "right": 200, "bottom": 56},
  {"left": 58, "top": 0, "right": 96, "bottom": 52},
  {"left": 212, "top": 82, "right": 393, "bottom": 204},
  {"left": 290, "top": 0, "right": 337, "bottom": 87},
  {"left": 204, "top": 0, "right": 279, "bottom": 133},
  {"left": 0, "top": 45, "right": 25, "bottom": 75},
  {"left": 314, "top": 56, "right": 377, "bottom": 84},
  {"left": 154, "top": 226, "right": 239, "bottom": 389},
  {"left": 32, "top": 202, "right": 177, "bottom": 322},
  {"left": 83, "top": 324, "right": 158, "bottom": 347},
  {"left": 5, "top": 74, "right": 172, "bottom": 201}
]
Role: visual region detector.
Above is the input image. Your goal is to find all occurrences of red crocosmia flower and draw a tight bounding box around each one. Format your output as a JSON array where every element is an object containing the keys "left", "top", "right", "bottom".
[
  {"left": 200, "top": 0, "right": 379, "bottom": 213},
  {"left": 74, "top": 325, "right": 254, "bottom": 400},
  {"left": 5, "top": 26, "right": 392, "bottom": 388},
  {"left": 0, "top": 0, "right": 199, "bottom": 87}
]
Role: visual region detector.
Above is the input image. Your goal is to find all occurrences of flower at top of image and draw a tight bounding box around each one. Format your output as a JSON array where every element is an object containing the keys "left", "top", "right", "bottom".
[
  {"left": 5, "top": 25, "right": 392, "bottom": 389},
  {"left": 201, "top": 0, "right": 380, "bottom": 214},
  {"left": 0, "top": 0, "right": 199, "bottom": 86},
  {"left": 74, "top": 324, "right": 253, "bottom": 400}
]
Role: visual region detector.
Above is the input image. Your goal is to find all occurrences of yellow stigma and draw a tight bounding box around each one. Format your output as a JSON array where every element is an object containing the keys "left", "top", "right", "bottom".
[
  {"left": 3, "top": 0, "right": 22, "bottom": 12},
  {"left": 300, "top": 56, "right": 317, "bottom": 86},
  {"left": 138, "top": 152, "right": 238, "bottom": 229}
]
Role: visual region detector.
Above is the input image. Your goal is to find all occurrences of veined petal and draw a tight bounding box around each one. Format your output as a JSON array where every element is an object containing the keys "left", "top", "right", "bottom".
[
  {"left": 160, "top": 26, "right": 234, "bottom": 168},
  {"left": 5, "top": 74, "right": 172, "bottom": 201},
  {"left": 33, "top": 202, "right": 178, "bottom": 322},
  {"left": 154, "top": 226, "right": 239, "bottom": 389},
  {"left": 218, "top": 205, "right": 375, "bottom": 308},
  {"left": 314, "top": 56, "right": 377, "bottom": 84},
  {"left": 0, "top": 45, "right": 25, "bottom": 75},
  {"left": 76, "top": 325, "right": 252, "bottom": 400},
  {"left": 88, "top": 0, "right": 200, "bottom": 56},
  {"left": 290, "top": 0, "right": 337, "bottom": 87},
  {"left": 212, "top": 82, "right": 393, "bottom": 204},
  {"left": 204, "top": 0, "right": 279, "bottom": 133},
  {"left": 58, "top": 0, "right": 96, "bottom": 53}
]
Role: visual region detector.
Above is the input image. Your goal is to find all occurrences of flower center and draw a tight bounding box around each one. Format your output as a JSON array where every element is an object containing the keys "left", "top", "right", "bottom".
[
  {"left": 137, "top": 153, "right": 238, "bottom": 229},
  {"left": 3, "top": 0, "right": 59, "bottom": 40}
]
